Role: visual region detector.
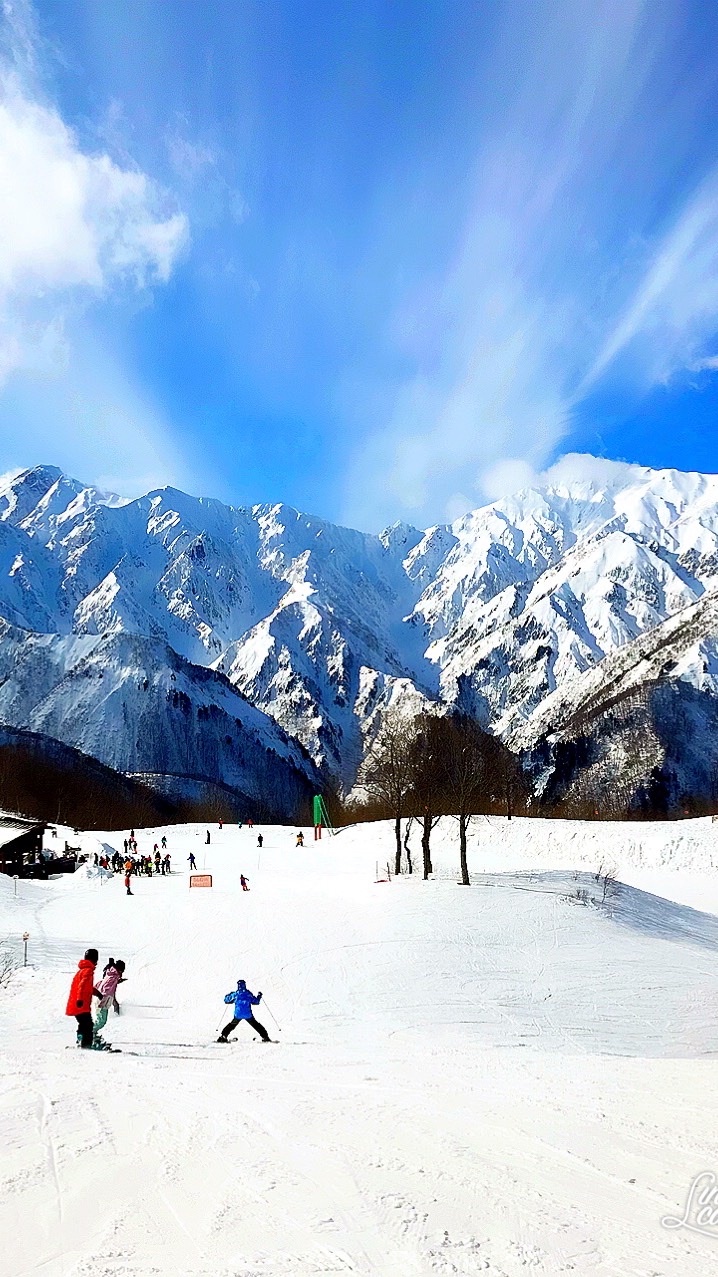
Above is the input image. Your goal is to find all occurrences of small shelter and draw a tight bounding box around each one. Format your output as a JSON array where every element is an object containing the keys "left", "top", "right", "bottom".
[{"left": 0, "top": 818, "right": 47, "bottom": 877}]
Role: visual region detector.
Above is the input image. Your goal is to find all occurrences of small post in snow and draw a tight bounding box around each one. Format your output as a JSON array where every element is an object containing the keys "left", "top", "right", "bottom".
[
  {"left": 22, "top": 931, "right": 29, "bottom": 967},
  {"left": 13, "top": 875, "right": 18, "bottom": 897}
]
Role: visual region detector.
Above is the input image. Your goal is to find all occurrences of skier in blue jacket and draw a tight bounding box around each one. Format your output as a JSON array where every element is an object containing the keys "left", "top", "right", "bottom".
[{"left": 217, "top": 979, "right": 270, "bottom": 1042}]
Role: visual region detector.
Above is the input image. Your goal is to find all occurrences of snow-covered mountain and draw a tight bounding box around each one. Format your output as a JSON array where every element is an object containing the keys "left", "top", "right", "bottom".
[{"left": 2, "top": 460, "right": 718, "bottom": 801}]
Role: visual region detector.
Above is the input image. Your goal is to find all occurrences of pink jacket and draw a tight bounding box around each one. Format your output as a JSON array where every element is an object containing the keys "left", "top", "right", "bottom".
[{"left": 97, "top": 967, "right": 121, "bottom": 998}]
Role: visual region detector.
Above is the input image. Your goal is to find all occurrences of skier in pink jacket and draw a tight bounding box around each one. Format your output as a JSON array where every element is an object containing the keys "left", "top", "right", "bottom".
[{"left": 93, "top": 960, "right": 126, "bottom": 1039}]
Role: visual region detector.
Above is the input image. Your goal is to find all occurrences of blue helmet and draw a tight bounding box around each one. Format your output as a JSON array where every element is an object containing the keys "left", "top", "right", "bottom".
[{"left": 237, "top": 979, "right": 246, "bottom": 989}]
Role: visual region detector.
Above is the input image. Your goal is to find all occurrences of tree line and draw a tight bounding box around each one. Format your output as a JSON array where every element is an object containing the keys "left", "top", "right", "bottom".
[{"left": 350, "top": 711, "right": 529, "bottom": 883}]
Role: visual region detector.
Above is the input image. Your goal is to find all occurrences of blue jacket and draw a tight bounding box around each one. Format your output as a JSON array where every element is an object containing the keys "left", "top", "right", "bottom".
[{"left": 224, "top": 986, "right": 261, "bottom": 1019}]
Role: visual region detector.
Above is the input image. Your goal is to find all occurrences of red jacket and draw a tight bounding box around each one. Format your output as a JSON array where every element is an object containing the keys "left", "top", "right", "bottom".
[{"left": 65, "top": 958, "right": 97, "bottom": 1016}]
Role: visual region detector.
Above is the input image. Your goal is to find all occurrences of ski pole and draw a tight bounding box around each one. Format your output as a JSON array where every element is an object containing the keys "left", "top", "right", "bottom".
[
  {"left": 215, "top": 1005, "right": 227, "bottom": 1032},
  {"left": 262, "top": 999, "right": 281, "bottom": 1032}
]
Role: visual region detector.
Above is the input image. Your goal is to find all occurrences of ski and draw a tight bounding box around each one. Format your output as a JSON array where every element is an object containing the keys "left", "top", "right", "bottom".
[{"left": 66, "top": 1044, "right": 122, "bottom": 1053}]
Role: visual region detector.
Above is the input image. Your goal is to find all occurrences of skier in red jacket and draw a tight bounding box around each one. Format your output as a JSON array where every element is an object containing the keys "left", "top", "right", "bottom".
[{"left": 66, "top": 949, "right": 102, "bottom": 1048}]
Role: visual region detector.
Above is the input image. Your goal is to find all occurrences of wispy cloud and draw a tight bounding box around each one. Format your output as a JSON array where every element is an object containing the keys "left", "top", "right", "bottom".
[
  {"left": 582, "top": 164, "right": 718, "bottom": 391},
  {"left": 341, "top": 0, "right": 718, "bottom": 529},
  {"left": 0, "top": 328, "right": 200, "bottom": 497}
]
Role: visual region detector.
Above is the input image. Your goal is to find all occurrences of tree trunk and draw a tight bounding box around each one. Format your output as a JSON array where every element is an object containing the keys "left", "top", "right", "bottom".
[
  {"left": 459, "top": 812, "right": 470, "bottom": 885},
  {"left": 394, "top": 814, "right": 402, "bottom": 875},
  {"left": 403, "top": 820, "right": 413, "bottom": 874},
  {"left": 421, "top": 814, "right": 433, "bottom": 880}
]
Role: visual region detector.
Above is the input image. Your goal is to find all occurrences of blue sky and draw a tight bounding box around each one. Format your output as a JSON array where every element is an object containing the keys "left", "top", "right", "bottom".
[{"left": 1, "top": 0, "right": 718, "bottom": 529}]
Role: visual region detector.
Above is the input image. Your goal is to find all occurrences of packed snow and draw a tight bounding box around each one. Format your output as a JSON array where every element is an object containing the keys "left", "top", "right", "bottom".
[{"left": 2, "top": 815, "right": 718, "bottom": 1275}]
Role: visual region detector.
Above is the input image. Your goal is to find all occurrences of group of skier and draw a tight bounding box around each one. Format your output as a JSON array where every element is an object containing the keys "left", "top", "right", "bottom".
[
  {"left": 65, "top": 953, "right": 271, "bottom": 1049},
  {"left": 66, "top": 952, "right": 127, "bottom": 1050},
  {"left": 122, "top": 851, "right": 172, "bottom": 894},
  {"left": 65, "top": 821, "right": 288, "bottom": 1049}
]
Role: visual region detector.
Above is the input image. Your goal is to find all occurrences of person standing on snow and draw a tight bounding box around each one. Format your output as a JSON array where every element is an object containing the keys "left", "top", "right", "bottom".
[
  {"left": 257, "top": 834, "right": 263, "bottom": 849},
  {"left": 66, "top": 949, "right": 102, "bottom": 1048},
  {"left": 295, "top": 832, "right": 304, "bottom": 847},
  {"left": 217, "top": 979, "right": 270, "bottom": 1042},
  {"left": 188, "top": 852, "right": 197, "bottom": 870},
  {"left": 93, "top": 960, "right": 126, "bottom": 1039},
  {"left": 206, "top": 829, "right": 211, "bottom": 845},
  {"left": 240, "top": 874, "right": 249, "bottom": 891}
]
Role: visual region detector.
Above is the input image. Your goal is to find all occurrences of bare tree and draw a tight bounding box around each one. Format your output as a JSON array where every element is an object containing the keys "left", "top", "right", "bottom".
[
  {"left": 437, "top": 716, "right": 489, "bottom": 885},
  {"left": 491, "top": 744, "right": 525, "bottom": 820},
  {"left": 402, "top": 816, "right": 414, "bottom": 875},
  {"left": 358, "top": 713, "right": 418, "bottom": 874},
  {"left": 0, "top": 948, "right": 17, "bottom": 989},
  {"left": 408, "top": 714, "right": 445, "bottom": 879}
]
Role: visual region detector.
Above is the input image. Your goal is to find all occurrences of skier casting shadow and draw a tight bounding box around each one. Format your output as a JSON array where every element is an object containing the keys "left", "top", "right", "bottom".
[{"left": 218, "top": 979, "right": 270, "bottom": 1042}]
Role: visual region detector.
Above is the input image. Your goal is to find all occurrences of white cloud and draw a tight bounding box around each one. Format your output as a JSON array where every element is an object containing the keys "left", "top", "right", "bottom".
[
  {"left": 692, "top": 354, "right": 718, "bottom": 373},
  {"left": 480, "top": 459, "right": 539, "bottom": 502},
  {"left": 0, "top": 464, "right": 23, "bottom": 489},
  {"left": 0, "top": 2, "right": 198, "bottom": 500},
  {"left": 538, "top": 452, "right": 648, "bottom": 492},
  {"left": 0, "top": 67, "right": 188, "bottom": 377}
]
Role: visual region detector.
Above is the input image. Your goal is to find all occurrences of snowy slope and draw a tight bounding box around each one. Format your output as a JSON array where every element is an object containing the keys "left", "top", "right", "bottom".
[
  {"left": 2, "top": 815, "right": 718, "bottom": 1275},
  {"left": 512, "top": 584, "right": 718, "bottom": 748},
  {"left": 2, "top": 461, "right": 718, "bottom": 790},
  {"left": 0, "top": 617, "right": 319, "bottom": 817}
]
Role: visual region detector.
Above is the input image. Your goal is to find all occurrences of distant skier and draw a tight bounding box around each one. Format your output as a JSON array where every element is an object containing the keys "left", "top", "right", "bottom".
[
  {"left": 66, "top": 948, "right": 102, "bottom": 1048},
  {"left": 161, "top": 835, "right": 167, "bottom": 850},
  {"left": 257, "top": 834, "right": 263, "bottom": 849},
  {"left": 240, "top": 874, "right": 249, "bottom": 891},
  {"left": 217, "top": 979, "right": 270, "bottom": 1042},
  {"left": 188, "top": 853, "right": 197, "bottom": 870},
  {"left": 124, "top": 871, "right": 133, "bottom": 896},
  {"left": 206, "top": 829, "right": 211, "bottom": 845},
  {"left": 295, "top": 832, "right": 304, "bottom": 847}
]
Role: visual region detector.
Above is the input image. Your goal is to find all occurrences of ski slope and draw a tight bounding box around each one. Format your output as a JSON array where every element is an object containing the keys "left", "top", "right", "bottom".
[{"left": 2, "top": 816, "right": 718, "bottom": 1275}]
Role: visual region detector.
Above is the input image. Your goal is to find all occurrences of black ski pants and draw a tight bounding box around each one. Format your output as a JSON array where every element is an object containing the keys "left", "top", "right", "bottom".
[
  {"left": 75, "top": 1012, "right": 94, "bottom": 1048},
  {"left": 220, "top": 1015, "right": 269, "bottom": 1042}
]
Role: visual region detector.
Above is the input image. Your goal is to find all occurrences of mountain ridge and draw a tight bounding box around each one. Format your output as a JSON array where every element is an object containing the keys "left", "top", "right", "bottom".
[{"left": 2, "top": 460, "right": 718, "bottom": 806}]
